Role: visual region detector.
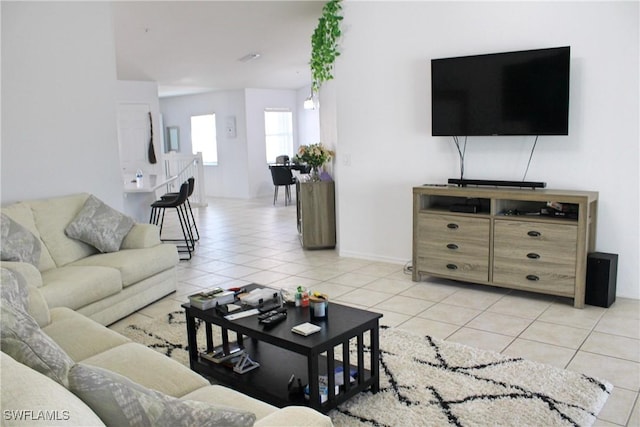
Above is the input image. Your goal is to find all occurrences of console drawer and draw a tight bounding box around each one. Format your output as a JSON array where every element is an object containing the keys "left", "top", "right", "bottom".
[
  {"left": 418, "top": 213, "right": 490, "bottom": 244},
  {"left": 493, "top": 220, "right": 577, "bottom": 295},
  {"left": 417, "top": 254, "right": 489, "bottom": 282},
  {"left": 494, "top": 220, "right": 577, "bottom": 262},
  {"left": 492, "top": 262, "right": 576, "bottom": 295},
  {"left": 416, "top": 214, "right": 490, "bottom": 282}
]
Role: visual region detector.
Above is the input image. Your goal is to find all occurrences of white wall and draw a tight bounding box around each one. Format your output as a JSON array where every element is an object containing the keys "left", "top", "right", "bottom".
[
  {"left": 1, "top": 2, "right": 123, "bottom": 209},
  {"left": 116, "top": 80, "right": 164, "bottom": 177},
  {"left": 160, "top": 88, "right": 313, "bottom": 199},
  {"left": 160, "top": 90, "right": 249, "bottom": 198},
  {"left": 245, "top": 88, "right": 299, "bottom": 198},
  {"left": 297, "top": 85, "right": 321, "bottom": 147},
  {"left": 333, "top": 1, "right": 639, "bottom": 298}
]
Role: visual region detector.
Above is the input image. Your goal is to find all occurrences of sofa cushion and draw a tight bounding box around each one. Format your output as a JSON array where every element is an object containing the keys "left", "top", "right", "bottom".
[
  {"left": 71, "top": 245, "right": 179, "bottom": 287},
  {"left": 68, "top": 363, "right": 256, "bottom": 427},
  {"left": 29, "top": 193, "right": 98, "bottom": 267},
  {"left": 181, "top": 385, "right": 278, "bottom": 421},
  {"left": 121, "top": 223, "right": 162, "bottom": 249},
  {"left": 0, "top": 299, "right": 74, "bottom": 387},
  {"left": 255, "top": 406, "right": 335, "bottom": 427},
  {"left": 0, "top": 202, "right": 55, "bottom": 271},
  {"left": 28, "top": 285, "right": 51, "bottom": 327},
  {"left": 1, "top": 213, "right": 42, "bottom": 266},
  {"left": 1, "top": 265, "right": 50, "bottom": 326},
  {"left": 40, "top": 266, "right": 122, "bottom": 310},
  {"left": 81, "top": 342, "right": 210, "bottom": 398},
  {"left": 182, "top": 386, "right": 334, "bottom": 427},
  {"left": 43, "top": 307, "right": 130, "bottom": 362},
  {"left": 0, "top": 260, "right": 44, "bottom": 288},
  {"left": 1, "top": 352, "right": 106, "bottom": 427},
  {"left": 65, "top": 195, "right": 135, "bottom": 253}
]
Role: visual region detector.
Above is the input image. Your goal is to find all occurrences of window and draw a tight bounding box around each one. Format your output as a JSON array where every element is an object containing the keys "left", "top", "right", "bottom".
[
  {"left": 264, "top": 110, "right": 293, "bottom": 163},
  {"left": 191, "top": 114, "right": 217, "bottom": 164}
]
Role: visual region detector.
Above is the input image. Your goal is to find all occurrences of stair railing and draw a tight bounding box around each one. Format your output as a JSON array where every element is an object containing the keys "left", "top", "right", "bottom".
[{"left": 163, "top": 152, "right": 207, "bottom": 207}]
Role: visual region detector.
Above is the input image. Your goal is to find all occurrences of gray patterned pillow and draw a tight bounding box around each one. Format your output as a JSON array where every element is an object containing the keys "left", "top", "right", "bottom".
[
  {"left": 0, "top": 299, "right": 74, "bottom": 387},
  {"left": 68, "top": 364, "right": 256, "bottom": 427},
  {"left": 1, "top": 213, "right": 42, "bottom": 266},
  {"left": 0, "top": 268, "right": 29, "bottom": 311},
  {"left": 65, "top": 195, "right": 135, "bottom": 253}
]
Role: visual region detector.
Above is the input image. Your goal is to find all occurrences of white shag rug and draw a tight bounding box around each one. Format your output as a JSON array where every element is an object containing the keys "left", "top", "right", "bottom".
[{"left": 111, "top": 310, "right": 612, "bottom": 427}]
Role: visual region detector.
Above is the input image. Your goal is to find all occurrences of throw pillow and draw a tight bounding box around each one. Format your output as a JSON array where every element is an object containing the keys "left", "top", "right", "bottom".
[
  {"left": 68, "top": 363, "right": 256, "bottom": 427},
  {"left": 0, "top": 269, "right": 73, "bottom": 386},
  {"left": 0, "top": 299, "right": 74, "bottom": 387},
  {"left": 64, "top": 195, "right": 135, "bottom": 253},
  {"left": 1, "top": 213, "right": 42, "bottom": 266},
  {"left": 0, "top": 267, "right": 29, "bottom": 311}
]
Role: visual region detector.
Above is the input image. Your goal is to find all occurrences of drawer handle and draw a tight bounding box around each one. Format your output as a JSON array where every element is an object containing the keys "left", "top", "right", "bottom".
[
  {"left": 527, "top": 230, "right": 541, "bottom": 237},
  {"left": 526, "top": 274, "right": 540, "bottom": 281},
  {"left": 446, "top": 264, "right": 458, "bottom": 270},
  {"left": 447, "top": 243, "right": 459, "bottom": 250},
  {"left": 447, "top": 223, "right": 459, "bottom": 230},
  {"left": 526, "top": 253, "right": 540, "bottom": 259}
]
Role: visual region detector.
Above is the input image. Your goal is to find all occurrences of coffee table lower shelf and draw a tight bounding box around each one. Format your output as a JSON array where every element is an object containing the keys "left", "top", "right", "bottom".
[{"left": 191, "top": 338, "right": 376, "bottom": 413}]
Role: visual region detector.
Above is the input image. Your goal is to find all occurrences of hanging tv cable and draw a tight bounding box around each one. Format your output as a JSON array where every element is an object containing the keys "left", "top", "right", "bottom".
[
  {"left": 522, "top": 135, "right": 539, "bottom": 182},
  {"left": 452, "top": 136, "right": 467, "bottom": 180}
]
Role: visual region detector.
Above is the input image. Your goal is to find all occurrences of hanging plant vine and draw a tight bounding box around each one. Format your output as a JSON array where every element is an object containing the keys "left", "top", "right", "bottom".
[{"left": 310, "top": 0, "right": 343, "bottom": 93}]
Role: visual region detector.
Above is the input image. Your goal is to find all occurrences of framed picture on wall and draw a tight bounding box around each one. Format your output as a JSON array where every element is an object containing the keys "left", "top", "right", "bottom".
[{"left": 166, "top": 126, "right": 179, "bottom": 152}]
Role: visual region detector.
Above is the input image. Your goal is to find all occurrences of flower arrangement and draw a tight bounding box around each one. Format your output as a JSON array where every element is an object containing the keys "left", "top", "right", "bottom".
[{"left": 295, "top": 143, "right": 335, "bottom": 168}]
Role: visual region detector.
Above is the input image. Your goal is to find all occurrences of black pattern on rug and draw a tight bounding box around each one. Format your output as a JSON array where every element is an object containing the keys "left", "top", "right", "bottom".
[
  {"left": 112, "top": 312, "right": 612, "bottom": 427},
  {"left": 119, "top": 310, "right": 205, "bottom": 364},
  {"left": 329, "top": 326, "right": 611, "bottom": 427}
]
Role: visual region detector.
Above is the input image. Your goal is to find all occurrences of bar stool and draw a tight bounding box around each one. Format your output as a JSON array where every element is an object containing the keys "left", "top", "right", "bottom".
[
  {"left": 150, "top": 181, "right": 194, "bottom": 260},
  {"left": 160, "top": 177, "right": 199, "bottom": 242}
]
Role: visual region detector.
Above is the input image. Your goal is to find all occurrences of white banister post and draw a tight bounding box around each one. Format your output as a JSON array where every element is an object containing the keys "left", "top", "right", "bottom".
[{"left": 194, "top": 152, "right": 207, "bottom": 207}]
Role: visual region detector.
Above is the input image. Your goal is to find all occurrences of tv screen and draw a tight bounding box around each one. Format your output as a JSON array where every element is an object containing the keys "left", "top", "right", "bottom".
[{"left": 431, "top": 46, "right": 570, "bottom": 136}]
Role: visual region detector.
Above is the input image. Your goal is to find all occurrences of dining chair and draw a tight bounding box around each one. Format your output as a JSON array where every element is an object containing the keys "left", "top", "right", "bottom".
[
  {"left": 275, "top": 155, "right": 290, "bottom": 165},
  {"left": 269, "top": 165, "right": 296, "bottom": 206}
]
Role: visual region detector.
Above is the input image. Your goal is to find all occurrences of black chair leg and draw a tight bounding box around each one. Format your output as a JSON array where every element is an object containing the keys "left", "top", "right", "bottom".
[
  {"left": 174, "top": 206, "right": 192, "bottom": 260},
  {"left": 157, "top": 205, "right": 193, "bottom": 260},
  {"left": 186, "top": 199, "right": 200, "bottom": 242},
  {"left": 180, "top": 203, "right": 195, "bottom": 249}
]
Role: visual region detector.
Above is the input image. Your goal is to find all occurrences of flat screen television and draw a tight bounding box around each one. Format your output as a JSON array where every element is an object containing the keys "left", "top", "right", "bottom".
[{"left": 431, "top": 46, "right": 570, "bottom": 136}]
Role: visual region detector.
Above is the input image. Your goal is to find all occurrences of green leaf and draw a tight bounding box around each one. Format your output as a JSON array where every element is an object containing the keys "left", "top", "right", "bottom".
[{"left": 310, "top": 0, "right": 343, "bottom": 91}]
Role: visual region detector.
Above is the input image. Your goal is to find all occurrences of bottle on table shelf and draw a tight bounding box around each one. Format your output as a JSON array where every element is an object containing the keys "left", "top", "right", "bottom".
[{"left": 135, "top": 169, "right": 144, "bottom": 188}]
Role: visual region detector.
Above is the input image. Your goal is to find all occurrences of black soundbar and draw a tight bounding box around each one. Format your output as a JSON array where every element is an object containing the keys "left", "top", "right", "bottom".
[{"left": 448, "top": 178, "right": 546, "bottom": 189}]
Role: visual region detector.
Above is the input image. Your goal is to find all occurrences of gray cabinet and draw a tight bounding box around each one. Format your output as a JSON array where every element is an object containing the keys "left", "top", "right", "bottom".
[
  {"left": 412, "top": 185, "right": 598, "bottom": 308},
  {"left": 296, "top": 181, "right": 336, "bottom": 249}
]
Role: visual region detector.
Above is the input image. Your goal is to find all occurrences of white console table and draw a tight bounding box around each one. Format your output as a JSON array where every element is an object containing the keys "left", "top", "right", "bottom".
[{"left": 123, "top": 174, "right": 177, "bottom": 222}]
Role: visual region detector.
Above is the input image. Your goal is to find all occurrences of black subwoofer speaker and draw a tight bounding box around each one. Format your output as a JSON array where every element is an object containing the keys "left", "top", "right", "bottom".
[{"left": 585, "top": 252, "right": 618, "bottom": 308}]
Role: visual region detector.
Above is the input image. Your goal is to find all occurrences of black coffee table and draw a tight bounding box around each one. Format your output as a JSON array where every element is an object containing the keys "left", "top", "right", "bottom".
[{"left": 182, "top": 287, "right": 382, "bottom": 413}]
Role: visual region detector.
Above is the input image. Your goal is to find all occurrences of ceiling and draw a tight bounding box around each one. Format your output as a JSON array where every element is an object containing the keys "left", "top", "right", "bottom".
[{"left": 111, "top": 1, "right": 324, "bottom": 98}]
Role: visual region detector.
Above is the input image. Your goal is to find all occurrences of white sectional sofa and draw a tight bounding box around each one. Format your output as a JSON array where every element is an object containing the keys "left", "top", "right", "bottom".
[
  {"left": 1, "top": 193, "right": 178, "bottom": 325},
  {"left": 0, "top": 267, "right": 333, "bottom": 426}
]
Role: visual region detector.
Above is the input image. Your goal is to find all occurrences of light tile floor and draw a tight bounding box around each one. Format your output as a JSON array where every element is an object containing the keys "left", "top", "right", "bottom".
[{"left": 115, "top": 196, "right": 640, "bottom": 426}]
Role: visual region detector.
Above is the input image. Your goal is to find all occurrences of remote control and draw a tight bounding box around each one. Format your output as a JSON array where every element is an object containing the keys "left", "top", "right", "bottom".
[
  {"left": 258, "top": 307, "right": 287, "bottom": 320},
  {"left": 258, "top": 303, "right": 282, "bottom": 313},
  {"left": 259, "top": 312, "right": 287, "bottom": 325}
]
